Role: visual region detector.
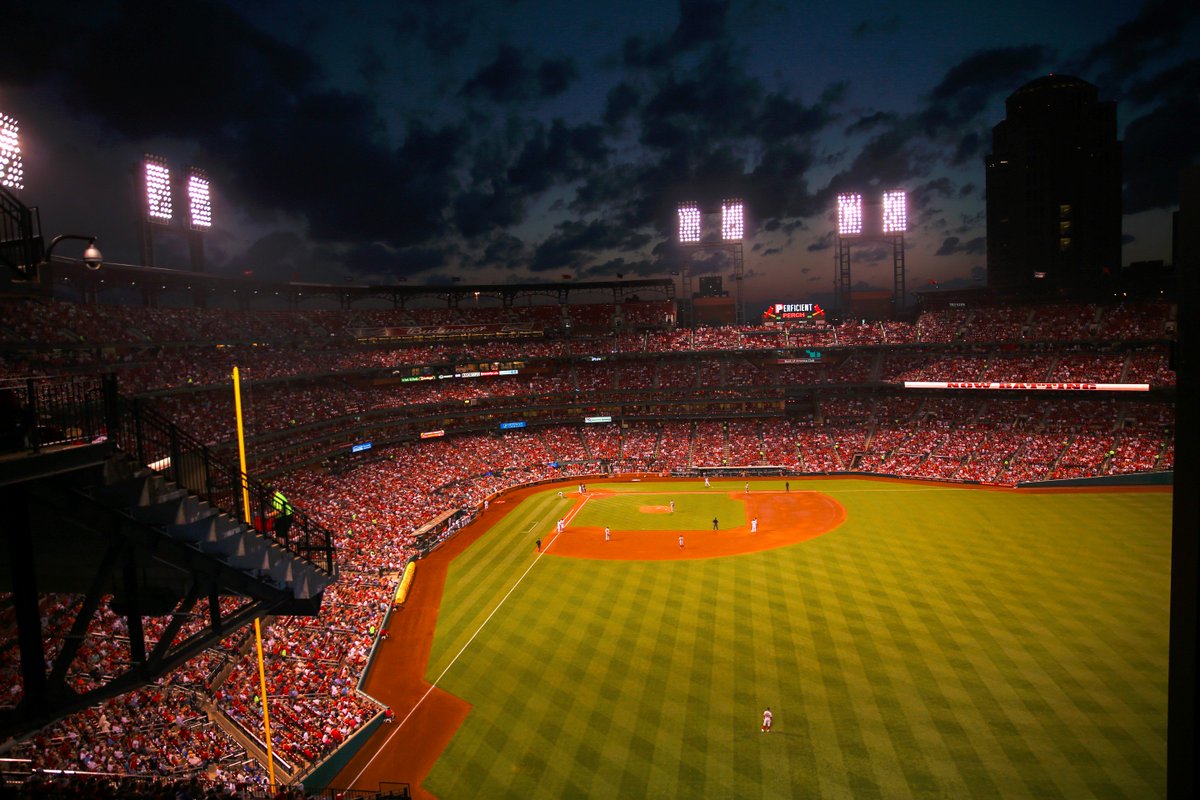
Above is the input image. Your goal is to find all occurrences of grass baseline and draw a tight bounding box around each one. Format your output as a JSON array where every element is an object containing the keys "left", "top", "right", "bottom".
[{"left": 419, "top": 477, "right": 1170, "bottom": 799}]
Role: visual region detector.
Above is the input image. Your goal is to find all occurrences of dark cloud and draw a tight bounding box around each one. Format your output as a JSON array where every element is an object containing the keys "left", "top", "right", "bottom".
[
  {"left": 912, "top": 178, "right": 955, "bottom": 208},
  {"left": 622, "top": 0, "right": 734, "bottom": 70},
  {"left": 748, "top": 144, "right": 822, "bottom": 221},
  {"left": 356, "top": 45, "right": 387, "bottom": 90},
  {"left": 826, "top": 126, "right": 927, "bottom": 192},
  {"left": 507, "top": 120, "right": 610, "bottom": 194},
  {"left": 845, "top": 111, "right": 897, "bottom": 136},
  {"left": 637, "top": 48, "right": 763, "bottom": 149},
  {"left": 1122, "top": 95, "right": 1200, "bottom": 212},
  {"left": 460, "top": 45, "right": 578, "bottom": 102},
  {"left": 669, "top": 0, "right": 732, "bottom": 51},
  {"left": 227, "top": 107, "right": 466, "bottom": 248},
  {"left": 603, "top": 82, "right": 641, "bottom": 128},
  {"left": 59, "top": 0, "right": 314, "bottom": 139},
  {"left": 1125, "top": 57, "right": 1200, "bottom": 107},
  {"left": 935, "top": 236, "right": 986, "bottom": 256},
  {"left": 851, "top": 16, "right": 900, "bottom": 38},
  {"left": 756, "top": 92, "right": 838, "bottom": 144},
  {"left": 951, "top": 131, "right": 983, "bottom": 165},
  {"left": 538, "top": 59, "right": 578, "bottom": 98},
  {"left": 1081, "top": 0, "right": 1200, "bottom": 80},
  {"left": 241, "top": 231, "right": 310, "bottom": 281},
  {"left": 387, "top": 245, "right": 457, "bottom": 277},
  {"left": 919, "top": 45, "right": 1051, "bottom": 137},
  {"left": 682, "top": 248, "right": 736, "bottom": 276},
  {"left": 477, "top": 233, "right": 527, "bottom": 270},
  {"left": 587, "top": 256, "right": 659, "bottom": 278},
  {"left": 806, "top": 232, "right": 834, "bottom": 252},
  {"left": 955, "top": 209, "right": 985, "bottom": 235},
  {"left": 388, "top": 0, "right": 477, "bottom": 54},
  {"left": 453, "top": 187, "right": 525, "bottom": 240},
  {"left": 531, "top": 219, "right": 651, "bottom": 273}
]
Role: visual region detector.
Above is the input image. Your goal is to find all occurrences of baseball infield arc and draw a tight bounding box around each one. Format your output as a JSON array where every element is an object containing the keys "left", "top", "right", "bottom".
[{"left": 550, "top": 488, "right": 845, "bottom": 560}]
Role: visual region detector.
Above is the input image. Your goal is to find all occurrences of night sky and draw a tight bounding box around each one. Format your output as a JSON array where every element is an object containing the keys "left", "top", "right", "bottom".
[{"left": 3, "top": 0, "right": 1197, "bottom": 308}]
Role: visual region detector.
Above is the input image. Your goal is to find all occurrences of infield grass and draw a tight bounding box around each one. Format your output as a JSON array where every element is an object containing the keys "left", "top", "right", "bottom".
[
  {"left": 423, "top": 478, "right": 1171, "bottom": 799},
  {"left": 570, "top": 489, "right": 745, "bottom": 531}
]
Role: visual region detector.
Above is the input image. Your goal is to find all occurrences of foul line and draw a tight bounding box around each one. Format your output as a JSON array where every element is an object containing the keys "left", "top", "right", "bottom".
[{"left": 347, "top": 494, "right": 592, "bottom": 788}]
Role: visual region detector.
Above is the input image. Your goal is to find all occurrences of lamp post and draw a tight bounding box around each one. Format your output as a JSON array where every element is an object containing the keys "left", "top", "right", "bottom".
[{"left": 44, "top": 235, "right": 103, "bottom": 270}]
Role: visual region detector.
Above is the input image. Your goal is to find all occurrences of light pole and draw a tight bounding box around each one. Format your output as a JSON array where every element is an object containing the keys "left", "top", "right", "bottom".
[{"left": 43, "top": 235, "right": 103, "bottom": 271}]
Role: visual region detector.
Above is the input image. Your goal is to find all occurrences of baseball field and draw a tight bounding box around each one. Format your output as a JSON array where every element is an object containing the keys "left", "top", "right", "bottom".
[{"left": 341, "top": 477, "right": 1171, "bottom": 799}]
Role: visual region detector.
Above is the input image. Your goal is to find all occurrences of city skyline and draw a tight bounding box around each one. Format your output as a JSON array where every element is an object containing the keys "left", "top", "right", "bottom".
[{"left": 2, "top": 0, "right": 1197, "bottom": 309}]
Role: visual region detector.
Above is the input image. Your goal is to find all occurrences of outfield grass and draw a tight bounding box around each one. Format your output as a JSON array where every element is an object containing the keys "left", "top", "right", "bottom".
[{"left": 423, "top": 479, "right": 1170, "bottom": 799}]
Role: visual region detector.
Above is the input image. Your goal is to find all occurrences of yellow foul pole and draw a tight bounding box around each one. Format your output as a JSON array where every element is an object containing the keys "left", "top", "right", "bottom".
[
  {"left": 254, "top": 617, "right": 277, "bottom": 788},
  {"left": 234, "top": 368, "right": 276, "bottom": 786},
  {"left": 232, "top": 367, "right": 251, "bottom": 524}
]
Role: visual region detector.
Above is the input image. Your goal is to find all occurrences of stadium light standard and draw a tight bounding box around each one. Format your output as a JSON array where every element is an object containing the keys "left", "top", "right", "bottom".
[
  {"left": 882, "top": 190, "right": 908, "bottom": 309},
  {"left": 834, "top": 189, "right": 908, "bottom": 315},
  {"left": 140, "top": 154, "right": 172, "bottom": 267},
  {"left": 144, "top": 154, "right": 173, "bottom": 223},
  {"left": 138, "top": 155, "right": 214, "bottom": 271},
  {"left": 677, "top": 198, "right": 748, "bottom": 326},
  {"left": 186, "top": 167, "right": 212, "bottom": 271},
  {"left": 721, "top": 198, "right": 746, "bottom": 323},
  {"left": 834, "top": 193, "right": 862, "bottom": 313},
  {"left": 1, "top": 112, "right": 24, "bottom": 190},
  {"left": 678, "top": 202, "right": 701, "bottom": 243},
  {"left": 187, "top": 168, "right": 212, "bottom": 231},
  {"left": 721, "top": 198, "right": 744, "bottom": 241},
  {"left": 836, "top": 193, "right": 863, "bottom": 237}
]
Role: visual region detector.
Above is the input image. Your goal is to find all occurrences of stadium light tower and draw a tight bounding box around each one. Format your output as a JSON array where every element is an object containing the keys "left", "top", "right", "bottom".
[
  {"left": 138, "top": 156, "right": 214, "bottom": 270},
  {"left": 834, "top": 189, "right": 909, "bottom": 315},
  {"left": 140, "top": 154, "right": 172, "bottom": 266},
  {"left": 677, "top": 198, "right": 749, "bottom": 325},
  {"left": 882, "top": 190, "right": 907, "bottom": 234},
  {"left": 882, "top": 189, "right": 907, "bottom": 309},
  {"left": 721, "top": 198, "right": 746, "bottom": 324},
  {"left": 187, "top": 168, "right": 212, "bottom": 231},
  {"left": 678, "top": 202, "right": 701, "bottom": 243},
  {"left": 144, "top": 154, "right": 173, "bottom": 223},
  {"left": 836, "top": 193, "right": 863, "bottom": 237},
  {"left": 186, "top": 167, "right": 212, "bottom": 271},
  {"left": 721, "top": 198, "right": 744, "bottom": 241},
  {"left": 1, "top": 112, "right": 24, "bottom": 190}
]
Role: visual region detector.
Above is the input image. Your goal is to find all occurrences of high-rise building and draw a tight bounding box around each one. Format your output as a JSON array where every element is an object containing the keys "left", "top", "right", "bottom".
[{"left": 985, "top": 75, "right": 1121, "bottom": 294}]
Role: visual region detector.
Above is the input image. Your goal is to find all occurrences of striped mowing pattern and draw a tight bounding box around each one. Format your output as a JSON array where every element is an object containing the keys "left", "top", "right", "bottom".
[{"left": 424, "top": 480, "right": 1169, "bottom": 799}]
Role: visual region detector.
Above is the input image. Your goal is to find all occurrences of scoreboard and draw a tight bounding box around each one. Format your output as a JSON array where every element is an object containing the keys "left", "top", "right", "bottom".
[{"left": 762, "top": 302, "right": 826, "bottom": 325}]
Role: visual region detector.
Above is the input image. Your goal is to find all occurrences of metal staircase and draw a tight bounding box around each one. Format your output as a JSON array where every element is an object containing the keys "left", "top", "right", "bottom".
[
  {"left": 1, "top": 373, "right": 337, "bottom": 738},
  {"left": 0, "top": 184, "right": 42, "bottom": 279}
]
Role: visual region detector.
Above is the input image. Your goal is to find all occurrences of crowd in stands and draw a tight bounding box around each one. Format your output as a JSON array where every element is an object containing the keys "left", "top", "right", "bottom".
[
  {"left": 0, "top": 294, "right": 1176, "bottom": 360},
  {"left": 0, "top": 292, "right": 1177, "bottom": 796}
]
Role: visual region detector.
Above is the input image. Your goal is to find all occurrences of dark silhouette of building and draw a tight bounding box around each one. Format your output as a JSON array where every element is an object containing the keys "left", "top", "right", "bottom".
[{"left": 985, "top": 75, "right": 1122, "bottom": 295}]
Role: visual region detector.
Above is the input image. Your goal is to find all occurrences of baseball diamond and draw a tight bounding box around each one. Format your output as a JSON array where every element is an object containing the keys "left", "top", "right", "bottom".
[{"left": 335, "top": 477, "right": 1170, "bottom": 799}]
